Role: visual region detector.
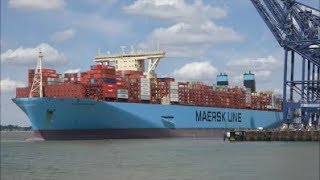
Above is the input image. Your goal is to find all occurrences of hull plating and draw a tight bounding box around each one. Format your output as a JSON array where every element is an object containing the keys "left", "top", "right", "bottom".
[
  {"left": 32, "top": 129, "right": 227, "bottom": 140},
  {"left": 13, "top": 98, "right": 283, "bottom": 139}
]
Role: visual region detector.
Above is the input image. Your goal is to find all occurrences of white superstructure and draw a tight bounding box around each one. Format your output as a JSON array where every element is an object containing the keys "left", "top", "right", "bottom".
[{"left": 94, "top": 48, "right": 165, "bottom": 79}]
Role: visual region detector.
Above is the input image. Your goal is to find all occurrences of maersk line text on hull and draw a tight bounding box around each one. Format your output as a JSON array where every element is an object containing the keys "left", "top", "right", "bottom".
[{"left": 196, "top": 111, "right": 242, "bottom": 122}]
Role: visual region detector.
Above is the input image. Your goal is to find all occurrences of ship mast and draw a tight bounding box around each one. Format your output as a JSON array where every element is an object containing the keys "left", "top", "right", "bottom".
[
  {"left": 94, "top": 47, "right": 165, "bottom": 79},
  {"left": 29, "top": 50, "right": 43, "bottom": 98}
]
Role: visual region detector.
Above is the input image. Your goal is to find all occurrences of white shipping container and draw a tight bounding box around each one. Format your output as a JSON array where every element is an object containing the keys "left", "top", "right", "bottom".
[
  {"left": 140, "top": 95, "right": 151, "bottom": 100},
  {"left": 117, "top": 94, "right": 128, "bottom": 99},
  {"left": 170, "top": 82, "right": 179, "bottom": 90},
  {"left": 141, "top": 81, "right": 150, "bottom": 86},
  {"left": 170, "top": 94, "right": 179, "bottom": 98},
  {"left": 170, "top": 82, "right": 178, "bottom": 86},
  {"left": 49, "top": 77, "right": 60, "bottom": 82},
  {"left": 170, "top": 89, "right": 178, "bottom": 94},
  {"left": 141, "top": 91, "right": 151, "bottom": 96},
  {"left": 140, "top": 78, "right": 150, "bottom": 83},
  {"left": 170, "top": 97, "right": 179, "bottom": 102},
  {"left": 117, "top": 89, "right": 128, "bottom": 94},
  {"left": 141, "top": 84, "right": 150, "bottom": 88},
  {"left": 245, "top": 93, "right": 251, "bottom": 104},
  {"left": 140, "top": 86, "right": 150, "bottom": 91},
  {"left": 170, "top": 85, "right": 178, "bottom": 90},
  {"left": 141, "top": 79, "right": 150, "bottom": 83},
  {"left": 266, "top": 105, "right": 273, "bottom": 109}
]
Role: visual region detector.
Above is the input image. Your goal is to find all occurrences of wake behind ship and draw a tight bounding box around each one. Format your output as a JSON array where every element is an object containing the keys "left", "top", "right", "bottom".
[{"left": 13, "top": 50, "right": 283, "bottom": 140}]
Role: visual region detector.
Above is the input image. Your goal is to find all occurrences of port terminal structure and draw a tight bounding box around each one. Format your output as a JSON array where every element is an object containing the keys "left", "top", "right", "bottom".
[
  {"left": 250, "top": 0, "right": 320, "bottom": 127},
  {"left": 94, "top": 47, "right": 165, "bottom": 79}
]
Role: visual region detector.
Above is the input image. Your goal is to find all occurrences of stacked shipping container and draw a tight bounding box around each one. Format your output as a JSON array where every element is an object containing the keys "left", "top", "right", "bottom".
[
  {"left": 16, "top": 87, "right": 31, "bottom": 98},
  {"left": 17, "top": 66, "right": 282, "bottom": 111},
  {"left": 169, "top": 82, "right": 179, "bottom": 103},
  {"left": 45, "top": 84, "right": 85, "bottom": 98},
  {"left": 140, "top": 78, "right": 151, "bottom": 101},
  {"left": 28, "top": 69, "right": 60, "bottom": 86},
  {"left": 81, "top": 65, "right": 117, "bottom": 99},
  {"left": 63, "top": 72, "right": 86, "bottom": 83}
]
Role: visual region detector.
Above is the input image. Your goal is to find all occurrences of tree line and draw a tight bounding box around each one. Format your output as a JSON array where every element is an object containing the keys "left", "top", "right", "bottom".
[{"left": 1, "top": 125, "right": 32, "bottom": 131}]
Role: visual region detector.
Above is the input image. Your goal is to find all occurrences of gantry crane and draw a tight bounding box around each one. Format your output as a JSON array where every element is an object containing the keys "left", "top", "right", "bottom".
[{"left": 250, "top": 0, "right": 320, "bottom": 127}]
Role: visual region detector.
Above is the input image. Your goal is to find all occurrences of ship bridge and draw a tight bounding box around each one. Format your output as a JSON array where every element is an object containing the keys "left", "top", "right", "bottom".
[{"left": 95, "top": 50, "right": 165, "bottom": 79}]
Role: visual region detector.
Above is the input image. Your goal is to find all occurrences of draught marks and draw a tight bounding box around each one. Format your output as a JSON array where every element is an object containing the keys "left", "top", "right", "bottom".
[
  {"left": 46, "top": 109, "right": 56, "bottom": 123},
  {"left": 250, "top": 117, "right": 255, "bottom": 129},
  {"left": 161, "top": 116, "right": 175, "bottom": 129}
]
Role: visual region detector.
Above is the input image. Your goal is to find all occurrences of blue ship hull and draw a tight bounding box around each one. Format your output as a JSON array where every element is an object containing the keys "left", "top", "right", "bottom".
[{"left": 13, "top": 98, "right": 283, "bottom": 140}]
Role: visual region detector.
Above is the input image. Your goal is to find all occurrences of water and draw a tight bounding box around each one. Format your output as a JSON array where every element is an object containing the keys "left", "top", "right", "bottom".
[{"left": 1, "top": 132, "right": 319, "bottom": 180}]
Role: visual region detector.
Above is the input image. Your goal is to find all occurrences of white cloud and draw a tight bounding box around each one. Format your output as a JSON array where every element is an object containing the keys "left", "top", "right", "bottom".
[
  {"left": 226, "top": 55, "right": 282, "bottom": 86},
  {"left": 226, "top": 55, "right": 282, "bottom": 71},
  {"left": 124, "top": 0, "right": 227, "bottom": 22},
  {"left": 139, "top": 22, "right": 244, "bottom": 57},
  {"left": 64, "top": 10, "right": 130, "bottom": 36},
  {"left": 50, "top": 29, "right": 75, "bottom": 42},
  {"left": 126, "top": 0, "right": 244, "bottom": 57},
  {"left": 173, "top": 61, "right": 218, "bottom": 81},
  {"left": 144, "top": 22, "right": 242, "bottom": 46},
  {"left": 8, "top": 0, "right": 65, "bottom": 11},
  {"left": 1, "top": 43, "right": 67, "bottom": 66},
  {"left": 64, "top": 69, "right": 81, "bottom": 73},
  {"left": 1, "top": 78, "right": 25, "bottom": 93},
  {"left": 78, "top": 0, "right": 119, "bottom": 7}
]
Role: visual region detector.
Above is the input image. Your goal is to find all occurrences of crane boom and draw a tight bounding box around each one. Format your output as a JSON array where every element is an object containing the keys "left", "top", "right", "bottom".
[{"left": 249, "top": 0, "right": 320, "bottom": 126}]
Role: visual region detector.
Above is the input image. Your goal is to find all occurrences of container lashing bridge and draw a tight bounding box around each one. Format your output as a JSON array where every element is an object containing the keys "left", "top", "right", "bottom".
[{"left": 250, "top": 0, "right": 320, "bottom": 126}]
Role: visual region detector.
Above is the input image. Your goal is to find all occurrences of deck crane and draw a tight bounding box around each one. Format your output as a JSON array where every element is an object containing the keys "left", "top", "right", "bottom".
[{"left": 250, "top": 0, "right": 320, "bottom": 127}]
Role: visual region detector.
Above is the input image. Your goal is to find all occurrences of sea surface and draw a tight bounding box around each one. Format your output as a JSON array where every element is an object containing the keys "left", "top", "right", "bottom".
[{"left": 1, "top": 131, "right": 319, "bottom": 180}]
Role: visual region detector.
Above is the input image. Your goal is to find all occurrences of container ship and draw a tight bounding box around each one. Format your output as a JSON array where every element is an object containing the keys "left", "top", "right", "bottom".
[{"left": 13, "top": 50, "right": 283, "bottom": 140}]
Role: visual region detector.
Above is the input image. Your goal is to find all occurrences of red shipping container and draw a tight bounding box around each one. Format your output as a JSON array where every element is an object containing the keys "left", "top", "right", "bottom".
[
  {"left": 101, "top": 74, "right": 115, "bottom": 78},
  {"left": 106, "top": 89, "right": 116, "bottom": 93},
  {"left": 101, "top": 65, "right": 115, "bottom": 70},
  {"left": 116, "top": 77, "right": 124, "bottom": 81},
  {"left": 28, "top": 68, "right": 56, "bottom": 74},
  {"left": 104, "top": 92, "right": 116, "bottom": 98},
  {"left": 104, "top": 84, "right": 116, "bottom": 88},
  {"left": 116, "top": 81, "right": 125, "bottom": 86},
  {"left": 123, "top": 70, "right": 143, "bottom": 76},
  {"left": 94, "top": 64, "right": 102, "bottom": 70},
  {"left": 44, "top": 83, "right": 85, "bottom": 98},
  {"left": 16, "top": 87, "right": 31, "bottom": 98}
]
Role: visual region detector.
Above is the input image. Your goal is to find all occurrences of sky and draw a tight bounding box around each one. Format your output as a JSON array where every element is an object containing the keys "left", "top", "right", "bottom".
[{"left": 1, "top": 0, "right": 319, "bottom": 126}]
